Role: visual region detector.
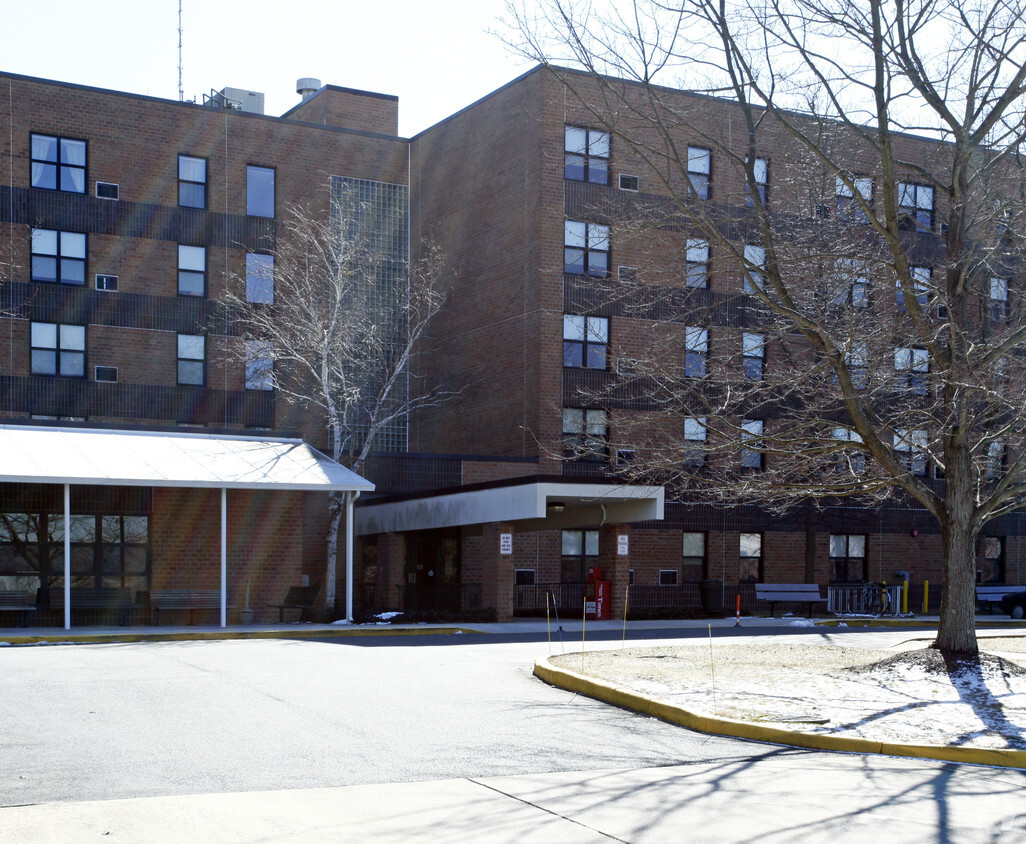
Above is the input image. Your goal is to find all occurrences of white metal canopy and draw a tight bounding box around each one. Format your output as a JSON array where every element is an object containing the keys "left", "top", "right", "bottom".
[{"left": 0, "top": 425, "right": 374, "bottom": 630}]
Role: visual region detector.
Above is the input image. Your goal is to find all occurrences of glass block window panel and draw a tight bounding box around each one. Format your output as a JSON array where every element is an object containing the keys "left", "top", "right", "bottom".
[
  {"left": 564, "top": 126, "right": 610, "bottom": 184},
  {"left": 246, "top": 253, "right": 275, "bottom": 304},
  {"left": 685, "top": 327, "right": 708, "bottom": 377},
  {"left": 178, "top": 245, "right": 206, "bottom": 297},
  {"left": 746, "top": 157, "right": 768, "bottom": 206},
  {"left": 247, "top": 165, "right": 276, "bottom": 217},
  {"left": 564, "top": 220, "right": 610, "bottom": 277},
  {"left": 687, "top": 146, "right": 711, "bottom": 199},
  {"left": 685, "top": 238, "right": 709, "bottom": 288},
  {"left": 898, "top": 182, "right": 934, "bottom": 230},
  {"left": 31, "top": 134, "right": 86, "bottom": 193},
  {"left": 31, "top": 229, "right": 85, "bottom": 285},
  {"left": 177, "top": 334, "right": 205, "bottom": 386},
  {"left": 743, "top": 244, "right": 765, "bottom": 293},
  {"left": 739, "top": 533, "right": 762, "bottom": 582},
  {"left": 178, "top": 155, "right": 206, "bottom": 208},
  {"left": 563, "top": 315, "right": 608, "bottom": 369},
  {"left": 31, "top": 322, "right": 85, "bottom": 377},
  {"left": 743, "top": 332, "right": 765, "bottom": 380},
  {"left": 245, "top": 340, "right": 274, "bottom": 391}
]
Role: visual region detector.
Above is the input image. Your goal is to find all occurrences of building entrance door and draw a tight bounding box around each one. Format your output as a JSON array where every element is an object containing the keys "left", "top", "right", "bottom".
[{"left": 404, "top": 530, "right": 460, "bottom": 612}]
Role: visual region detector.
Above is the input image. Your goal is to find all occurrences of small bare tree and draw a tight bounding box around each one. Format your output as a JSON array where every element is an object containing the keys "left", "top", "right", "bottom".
[
  {"left": 509, "top": 0, "right": 1026, "bottom": 654},
  {"left": 222, "top": 180, "right": 456, "bottom": 614}
]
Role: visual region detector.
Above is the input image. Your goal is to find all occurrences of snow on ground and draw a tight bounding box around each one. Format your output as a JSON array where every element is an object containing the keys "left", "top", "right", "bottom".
[{"left": 551, "top": 638, "right": 1026, "bottom": 750}]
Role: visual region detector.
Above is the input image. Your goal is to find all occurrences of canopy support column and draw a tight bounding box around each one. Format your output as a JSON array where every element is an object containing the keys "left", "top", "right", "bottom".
[
  {"left": 221, "top": 487, "right": 227, "bottom": 628},
  {"left": 64, "top": 483, "right": 71, "bottom": 631},
  {"left": 345, "top": 491, "right": 360, "bottom": 623}
]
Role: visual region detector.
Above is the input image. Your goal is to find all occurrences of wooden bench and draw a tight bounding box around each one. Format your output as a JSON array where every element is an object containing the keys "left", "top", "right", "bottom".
[
  {"left": 268, "top": 584, "right": 320, "bottom": 622},
  {"left": 0, "top": 590, "right": 37, "bottom": 626},
  {"left": 149, "top": 589, "right": 231, "bottom": 625},
  {"left": 42, "top": 587, "right": 138, "bottom": 625},
  {"left": 755, "top": 583, "right": 826, "bottom": 618},
  {"left": 976, "top": 585, "right": 1026, "bottom": 614}
]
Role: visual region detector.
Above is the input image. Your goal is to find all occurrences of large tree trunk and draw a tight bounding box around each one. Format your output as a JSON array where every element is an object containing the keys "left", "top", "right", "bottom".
[
  {"left": 325, "top": 492, "right": 343, "bottom": 615},
  {"left": 934, "top": 471, "right": 978, "bottom": 655}
]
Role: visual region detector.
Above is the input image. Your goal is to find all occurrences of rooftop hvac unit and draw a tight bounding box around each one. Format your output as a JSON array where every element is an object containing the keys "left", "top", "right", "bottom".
[{"left": 203, "top": 87, "right": 265, "bottom": 115}]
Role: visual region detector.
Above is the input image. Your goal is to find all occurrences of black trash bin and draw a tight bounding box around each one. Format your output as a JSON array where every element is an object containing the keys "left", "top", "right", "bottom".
[{"left": 699, "top": 579, "right": 724, "bottom": 615}]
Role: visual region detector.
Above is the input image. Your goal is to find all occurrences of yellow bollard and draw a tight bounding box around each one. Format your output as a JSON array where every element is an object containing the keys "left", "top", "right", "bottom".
[
  {"left": 923, "top": 580, "right": 929, "bottom": 614},
  {"left": 903, "top": 579, "right": 909, "bottom": 615}
]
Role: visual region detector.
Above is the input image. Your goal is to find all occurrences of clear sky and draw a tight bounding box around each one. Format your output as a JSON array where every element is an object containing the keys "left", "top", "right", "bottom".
[{"left": 0, "top": 0, "right": 536, "bottom": 137}]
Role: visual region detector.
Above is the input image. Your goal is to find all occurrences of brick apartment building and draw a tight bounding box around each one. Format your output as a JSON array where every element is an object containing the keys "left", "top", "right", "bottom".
[{"left": 1, "top": 65, "right": 1023, "bottom": 624}]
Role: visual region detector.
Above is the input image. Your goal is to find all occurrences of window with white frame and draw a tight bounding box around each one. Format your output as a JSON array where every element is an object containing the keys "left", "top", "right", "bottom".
[
  {"left": 897, "top": 266, "right": 931, "bottom": 311},
  {"left": 832, "top": 427, "right": 866, "bottom": 473},
  {"left": 894, "top": 428, "right": 928, "bottom": 475},
  {"left": 561, "top": 529, "right": 599, "bottom": 583},
  {"left": 178, "top": 245, "right": 206, "bottom": 298},
  {"left": 894, "top": 347, "right": 929, "bottom": 394},
  {"left": 564, "top": 126, "right": 610, "bottom": 185},
  {"left": 685, "top": 327, "right": 708, "bottom": 377},
  {"left": 741, "top": 419, "right": 764, "bottom": 469},
  {"left": 30, "top": 322, "right": 85, "bottom": 377},
  {"left": 743, "top": 332, "right": 765, "bottom": 380},
  {"left": 246, "top": 253, "right": 274, "bottom": 304},
  {"left": 245, "top": 340, "right": 274, "bottom": 391},
  {"left": 834, "top": 258, "right": 870, "bottom": 307},
  {"left": 31, "top": 134, "right": 86, "bottom": 193},
  {"left": 178, "top": 155, "right": 206, "bottom": 208},
  {"left": 562, "top": 408, "right": 608, "bottom": 461},
  {"left": 746, "top": 157, "right": 768, "bottom": 206},
  {"left": 743, "top": 244, "right": 765, "bottom": 293},
  {"left": 685, "top": 238, "right": 709, "bottom": 288},
  {"left": 739, "top": 532, "right": 762, "bottom": 582},
  {"left": 830, "top": 534, "right": 866, "bottom": 582},
  {"left": 898, "top": 182, "right": 934, "bottom": 230},
  {"left": 177, "top": 334, "right": 205, "bottom": 386},
  {"left": 563, "top": 315, "right": 608, "bottom": 369},
  {"left": 564, "top": 220, "right": 610, "bottom": 277},
  {"left": 683, "top": 416, "right": 707, "bottom": 467},
  {"left": 836, "top": 174, "right": 872, "bottom": 221},
  {"left": 990, "top": 277, "right": 1008, "bottom": 323},
  {"left": 31, "top": 229, "right": 86, "bottom": 285},
  {"left": 687, "top": 146, "right": 711, "bottom": 199},
  {"left": 682, "top": 532, "right": 705, "bottom": 578}
]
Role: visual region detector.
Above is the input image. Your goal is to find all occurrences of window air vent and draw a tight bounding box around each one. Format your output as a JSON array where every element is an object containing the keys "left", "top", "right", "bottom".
[
  {"left": 95, "top": 366, "right": 118, "bottom": 383},
  {"left": 618, "top": 174, "right": 639, "bottom": 192},
  {"left": 618, "top": 266, "right": 638, "bottom": 283},
  {"left": 96, "top": 182, "right": 119, "bottom": 200},
  {"left": 95, "top": 274, "right": 119, "bottom": 291}
]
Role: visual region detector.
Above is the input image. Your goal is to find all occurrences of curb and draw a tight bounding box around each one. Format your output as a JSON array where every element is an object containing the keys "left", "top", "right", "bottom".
[
  {"left": 534, "top": 656, "right": 1026, "bottom": 770},
  {"left": 0, "top": 626, "right": 478, "bottom": 646}
]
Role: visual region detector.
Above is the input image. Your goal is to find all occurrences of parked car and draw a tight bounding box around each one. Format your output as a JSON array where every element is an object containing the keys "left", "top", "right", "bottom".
[{"left": 999, "top": 591, "right": 1026, "bottom": 620}]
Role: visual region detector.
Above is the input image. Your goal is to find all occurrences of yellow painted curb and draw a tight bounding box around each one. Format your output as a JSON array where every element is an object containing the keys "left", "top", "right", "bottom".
[
  {"left": 0, "top": 627, "right": 476, "bottom": 646},
  {"left": 534, "top": 656, "right": 1026, "bottom": 769}
]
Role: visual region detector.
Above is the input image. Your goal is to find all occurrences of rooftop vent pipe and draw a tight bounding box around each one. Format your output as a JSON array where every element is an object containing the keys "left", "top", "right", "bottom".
[{"left": 296, "top": 78, "right": 321, "bottom": 102}]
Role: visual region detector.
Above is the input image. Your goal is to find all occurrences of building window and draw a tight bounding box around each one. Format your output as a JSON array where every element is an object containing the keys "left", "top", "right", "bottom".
[
  {"left": 247, "top": 165, "right": 275, "bottom": 218},
  {"left": 659, "top": 569, "right": 679, "bottom": 586},
  {"left": 981, "top": 537, "right": 1004, "bottom": 584},
  {"left": 743, "top": 332, "right": 765, "bottom": 380},
  {"left": 563, "top": 315, "right": 608, "bottom": 369},
  {"left": 746, "top": 157, "right": 768, "bottom": 206},
  {"left": 246, "top": 253, "right": 275, "bottom": 304},
  {"left": 894, "top": 347, "right": 929, "bottom": 394},
  {"left": 178, "top": 245, "right": 206, "bottom": 298},
  {"left": 830, "top": 534, "right": 866, "bottom": 582},
  {"left": 682, "top": 532, "right": 705, "bottom": 579},
  {"left": 31, "top": 229, "right": 86, "bottom": 285},
  {"left": 245, "top": 340, "right": 274, "bottom": 391},
  {"left": 30, "top": 134, "right": 86, "bottom": 193},
  {"left": 832, "top": 427, "right": 866, "bottom": 473},
  {"left": 894, "top": 428, "right": 928, "bottom": 476},
  {"left": 685, "top": 239, "right": 709, "bottom": 288},
  {"left": 844, "top": 342, "right": 868, "bottom": 389},
  {"left": 30, "top": 322, "right": 85, "bottom": 377},
  {"left": 683, "top": 416, "right": 707, "bottom": 467},
  {"left": 836, "top": 175, "right": 872, "bottom": 221},
  {"left": 515, "top": 569, "right": 536, "bottom": 586},
  {"left": 561, "top": 529, "right": 598, "bottom": 583},
  {"left": 986, "top": 440, "right": 1005, "bottom": 480},
  {"left": 564, "top": 221, "right": 610, "bottom": 277},
  {"left": 564, "top": 126, "right": 610, "bottom": 185},
  {"left": 739, "top": 532, "right": 762, "bottom": 582},
  {"left": 834, "top": 258, "right": 870, "bottom": 307},
  {"left": 990, "top": 277, "right": 1008, "bottom": 323},
  {"left": 178, "top": 155, "right": 206, "bottom": 208},
  {"left": 685, "top": 327, "right": 708, "bottom": 377},
  {"left": 741, "top": 419, "right": 764, "bottom": 469},
  {"left": 897, "top": 267, "right": 931, "bottom": 311},
  {"left": 177, "top": 334, "right": 205, "bottom": 386},
  {"left": 563, "top": 408, "right": 608, "bottom": 462},
  {"left": 687, "top": 146, "right": 711, "bottom": 199},
  {"left": 743, "top": 244, "right": 765, "bottom": 293},
  {"left": 898, "top": 182, "right": 934, "bottom": 230},
  {"left": 618, "top": 174, "right": 639, "bottom": 192}
]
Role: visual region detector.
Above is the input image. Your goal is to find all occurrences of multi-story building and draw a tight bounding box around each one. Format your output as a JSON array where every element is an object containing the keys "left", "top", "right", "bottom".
[{"left": 1, "top": 65, "right": 1023, "bottom": 625}]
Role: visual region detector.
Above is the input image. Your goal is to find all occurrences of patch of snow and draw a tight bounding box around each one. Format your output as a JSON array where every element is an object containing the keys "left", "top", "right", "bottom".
[
  {"left": 330, "top": 619, "right": 352, "bottom": 626},
  {"left": 789, "top": 619, "right": 816, "bottom": 627},
  {"left": 375, "top": 611, "right": 403, "bottom": 621}
]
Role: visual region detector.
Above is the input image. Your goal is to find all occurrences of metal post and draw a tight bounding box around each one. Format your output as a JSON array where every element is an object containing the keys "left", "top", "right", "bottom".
[
  {"left": 221, "top": 487, "right": 227, "bottom": 628},
  {"left": 64, "top": 483, "right": 71, "bottom": 631},
  {"left": 345, "top": 491, "right": 360, "bottom": 622}
]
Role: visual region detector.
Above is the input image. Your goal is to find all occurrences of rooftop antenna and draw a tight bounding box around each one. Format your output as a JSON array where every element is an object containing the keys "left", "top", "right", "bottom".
[{"left": 178, "top": 0, "right": 184, "bottom": 102}]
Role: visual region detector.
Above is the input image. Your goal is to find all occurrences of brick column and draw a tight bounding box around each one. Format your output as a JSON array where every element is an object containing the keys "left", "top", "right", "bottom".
[
  {"left": 599, "top": 524, "right": 630, "bottom": 619},
  {"left": 481, "top": 523, "right": 516, "bottom": 622},
  {"left": 379, "top": 533, "right": 406, "bottom": 612}
]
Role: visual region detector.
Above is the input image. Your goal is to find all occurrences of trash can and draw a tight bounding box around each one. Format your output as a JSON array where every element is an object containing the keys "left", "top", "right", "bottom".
[{"left": 700, "top": 579, "right": 724, "bottom": 615}]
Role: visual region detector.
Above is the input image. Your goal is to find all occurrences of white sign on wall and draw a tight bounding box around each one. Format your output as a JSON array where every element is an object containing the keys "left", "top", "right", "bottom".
[
  {"left": 500, "top": 533, "right": 513, "bottom": 555},
  {"left": 617, "top": 535, "right": 629, "bottom": 556}
]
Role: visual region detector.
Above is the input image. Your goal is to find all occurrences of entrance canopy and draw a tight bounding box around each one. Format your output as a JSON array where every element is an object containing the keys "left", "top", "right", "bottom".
[
  {"left": 355, "top": 477, "right": 664, "bottom": 535},
  {"left": 0, "top": 424, "right": 374, "bottom": 492}
]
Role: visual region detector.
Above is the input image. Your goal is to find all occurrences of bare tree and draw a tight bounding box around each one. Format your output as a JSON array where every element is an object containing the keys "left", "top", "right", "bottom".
[
  {"left": 222, "top": 179, "right": 456, "bottom": 614},
  {"left": 509, "top": 0, "right": 1026, "bottom": 654}
]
